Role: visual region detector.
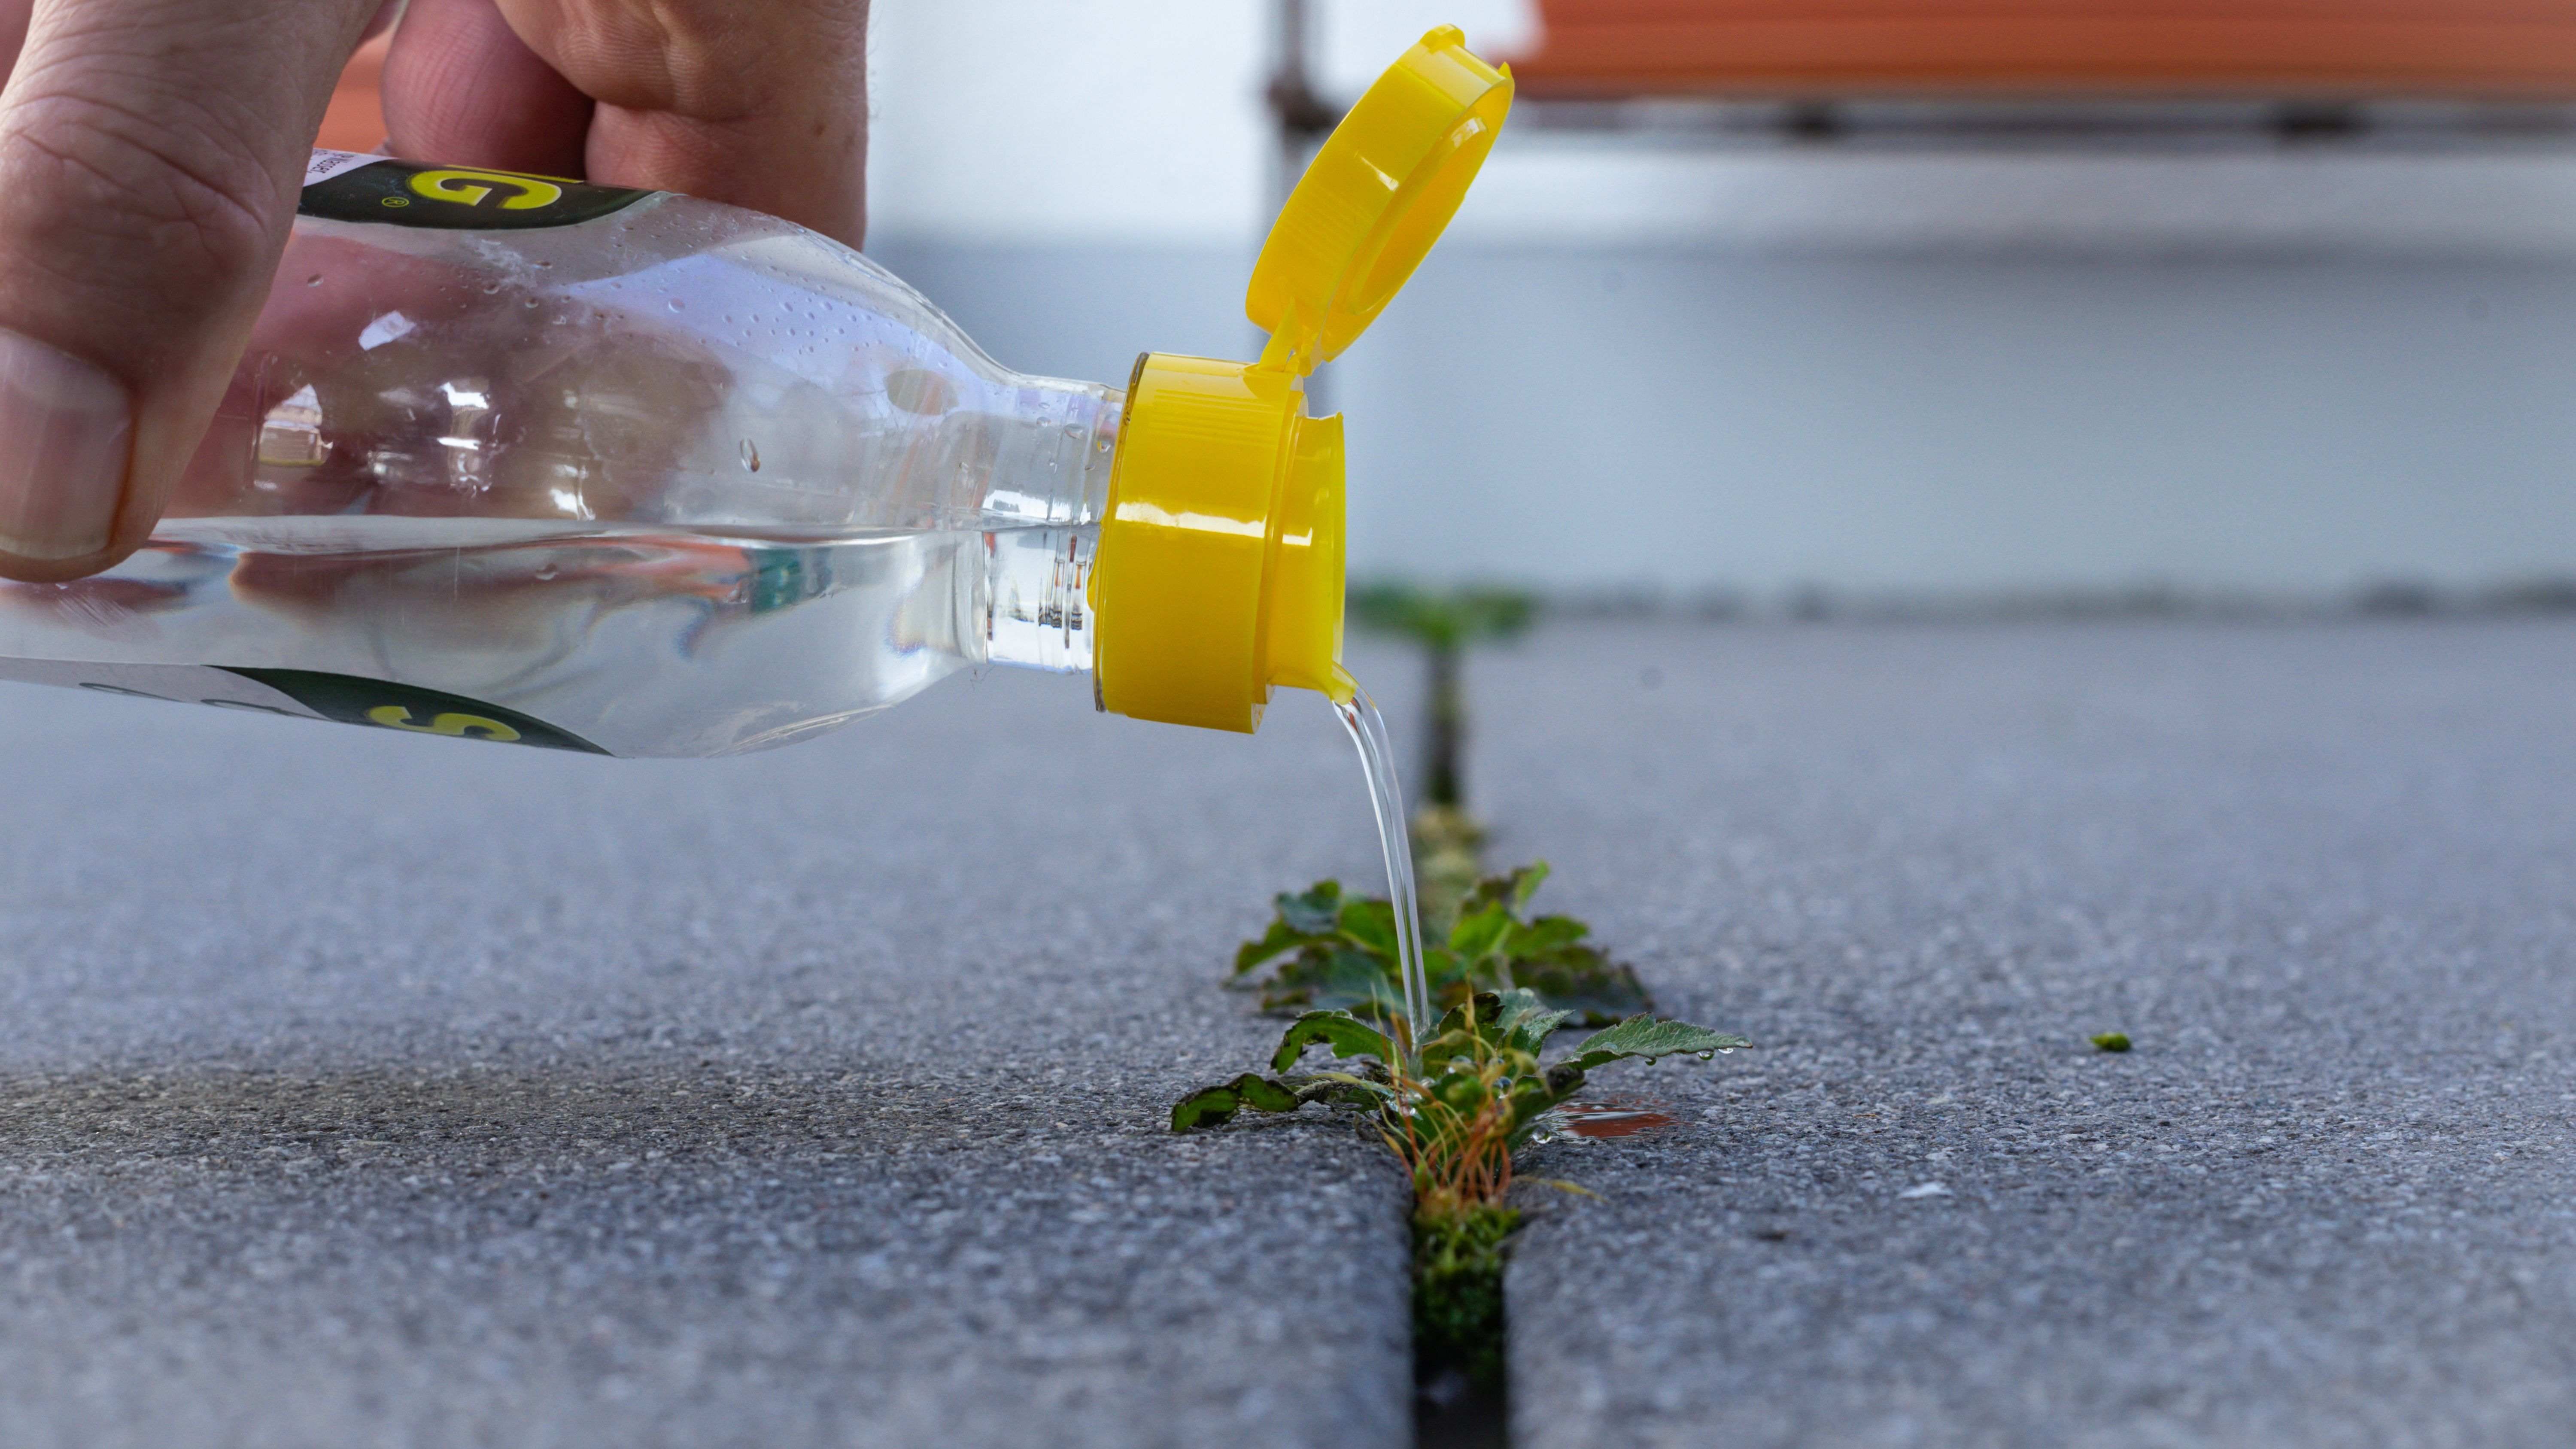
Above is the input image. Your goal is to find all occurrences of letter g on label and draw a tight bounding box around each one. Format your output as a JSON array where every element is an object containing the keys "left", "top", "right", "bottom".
[
  {"left": 366, "top": 704, "right": 524, "bottom": 742},
  {"left": 409, "top": 169, "right": 565, "bottom": 211}
]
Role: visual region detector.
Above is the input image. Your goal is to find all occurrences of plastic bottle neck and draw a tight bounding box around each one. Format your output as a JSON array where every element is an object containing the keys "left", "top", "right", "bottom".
[
  {"left": 981, "top": 522, "right": 1100, "bottom": 677},
  {"left": 972, "top": 378, "right": 1124, "bottom": 530}
]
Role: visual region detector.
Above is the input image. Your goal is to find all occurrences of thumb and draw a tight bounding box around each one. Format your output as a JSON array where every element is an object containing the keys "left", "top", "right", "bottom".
[{"left": 0, "top": 0, "right": 378, "bottom": 580}]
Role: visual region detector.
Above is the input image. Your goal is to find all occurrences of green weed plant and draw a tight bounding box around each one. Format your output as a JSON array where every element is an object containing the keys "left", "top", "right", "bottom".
[
  {"left": 1229, "top": 862, "right": 1655, "bottom": 1027},
  {"left": 1173, "top": 990, "right": 1744, "bottom": 1191},
  {"left": 1173, "top": 990, "right": 1746, "bottom": 1390}
]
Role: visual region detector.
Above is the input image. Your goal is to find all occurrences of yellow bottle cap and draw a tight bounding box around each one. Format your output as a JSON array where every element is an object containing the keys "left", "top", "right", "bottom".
[{"left": 1092, "top": 27, "right": 1513, "bottom": 732}]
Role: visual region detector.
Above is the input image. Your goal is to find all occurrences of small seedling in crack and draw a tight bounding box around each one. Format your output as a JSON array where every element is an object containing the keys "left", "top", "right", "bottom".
[
  {"left": 1347, "top": 583, "right": 1532, "bottom": 812},
  {"left": 1229, "top": 862, "right": 1655, "bottom": 1027},
  {"left": 1350, "top": 582, "right": 1535, "bottom": 926},
  {"left": 1173, "top": 990, "right": 1747, "bottom": 1399}
]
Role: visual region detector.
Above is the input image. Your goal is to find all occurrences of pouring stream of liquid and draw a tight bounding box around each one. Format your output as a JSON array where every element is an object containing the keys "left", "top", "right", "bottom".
[{"left": 1333, "top": 688, "right": 1431, "bottom": 1056}]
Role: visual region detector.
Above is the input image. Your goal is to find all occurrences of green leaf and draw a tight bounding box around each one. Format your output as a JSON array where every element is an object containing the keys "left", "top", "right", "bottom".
[
  {"left": 1271, "top": 1011, "right": 1398, "bottom": 1072},
  {"left": 1253, "top": 943, "right": 1396, "bottom": 1017},
  {"left": 1505, "top": 914, "right": 1589, "bottom": 956},
  {"left": 1285, "top": 1071, "right": 1397, "bottom": 1110},
  {"left": 1428, "top": 992, "right": 1503, "bottom": 1047},
  {"left": 1170, "top": 1088, "right": 1239, "bottom": 1132},
  {"left": 1446, "top": 905, "right": 1513, "bottom": 963},
  {"left": 1170, "top": 1068, "right": 1404, "bottom": 1131},
  {"left": 1507, "top": 860, "right": 1551, "bottom": 910},
  {"left": 1456, "top": 869, "right": 1516, "bottom": 918},
  {"left": 1250, "top": 944, "right": 1327, "bottom": 1012},
  {"left": 1434, "top": 1073, "right": 1490, "bottom": 1113},
  {"left": 1276, "top": 881, "right": 1344, "bottom": 936},
  {"left": 1233, "top": 881, "right": 1348, "bottom": 979},
  {"left": 1416, "top": 1027, "right": 1480, "bottom": 1075},
  {"left": 1511, "top": 945, "right": 1656, "bottom": 1026},
  {"left": 1232, "top": 916, "right": 1318, "bottom": 978},
  {"left": 1502, "top": 1074, "right": 1571, "bottom": 1145},
  {"left": 1318, "top": 948, "right": 1403, "bottom": 1014},
  {"left": 1169, "top": 1072, "right": 1308, "bottom": 1131},
  {"left": 1337, "top": 897, "right": 1400, "bottom": 957},
  {"left": 1233, "top": 859, "right": 1663, "bottom": 1030},
  {"left": 1568, "top": 1015, "right": 1752, "bottom": 1073},
  {"left": 1494, "top": 988, "right": 1572, "bottom": 1056},
  {"left": 2090, "top": 1032, "right": 2132, "bottom": 1053},
  {"left": 1457, "top": 861, "right": 1550, "bottom": 917}
]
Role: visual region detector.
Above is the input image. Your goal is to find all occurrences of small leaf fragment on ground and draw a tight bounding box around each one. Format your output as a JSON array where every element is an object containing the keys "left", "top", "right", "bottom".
[{"left": 2091, "top": 1032, "right": 2132, "bottom": 1052}]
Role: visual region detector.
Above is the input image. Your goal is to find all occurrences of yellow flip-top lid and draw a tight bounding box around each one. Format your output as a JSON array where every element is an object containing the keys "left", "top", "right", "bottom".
[
  {"left": 1249, "top": 26, "right": 1517, "bottom": 375},
  {"left": 1093, "top": 28, "right": 1513, "bottom": 732}
]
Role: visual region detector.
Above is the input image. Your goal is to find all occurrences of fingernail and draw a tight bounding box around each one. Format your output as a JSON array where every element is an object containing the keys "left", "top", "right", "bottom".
[{"left": 0, "top": 328, "right": 131, "bottom": 561}]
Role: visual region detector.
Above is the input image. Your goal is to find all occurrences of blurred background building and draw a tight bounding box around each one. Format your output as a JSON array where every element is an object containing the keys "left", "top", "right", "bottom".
[{"left": 337, "top": 2, "right": 2576, "bottom": 611}]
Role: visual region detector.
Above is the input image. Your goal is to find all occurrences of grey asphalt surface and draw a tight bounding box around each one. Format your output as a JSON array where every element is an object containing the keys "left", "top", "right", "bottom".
[
  {"left": 8, "top": 619, "right": 2573, "bottom": 1449},
  {"left": 0, "top": 660, "right": 1413, "bottom": 1449},
  {"left": 1481, "top": 619, "right": 2576, "bottom": 1449}
]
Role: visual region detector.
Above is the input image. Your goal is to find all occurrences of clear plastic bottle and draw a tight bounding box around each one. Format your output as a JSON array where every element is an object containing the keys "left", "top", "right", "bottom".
[
  {"left": 0, "top": 156, "right": 1125, "bottom": 757},
  {"left": 0, "top": 29, "right": 1513, "bottom": 757}
]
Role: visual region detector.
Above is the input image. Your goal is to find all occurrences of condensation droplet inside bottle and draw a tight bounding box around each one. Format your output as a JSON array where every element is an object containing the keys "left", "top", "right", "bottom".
[
  {"left": 304, "top": 274, "right": 323, "bottom": 287},
  {"left": 667, "top": 298, "right": 684, "bottom": 312},
  {"left": 739, "top": 439, "right": 761, "bottom": 472}
]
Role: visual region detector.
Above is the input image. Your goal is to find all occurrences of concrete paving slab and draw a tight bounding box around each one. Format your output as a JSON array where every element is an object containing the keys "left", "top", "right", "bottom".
[
  {"left": 1479, "top": 620, "right": 2576, "bottom": 1449},
  {"left": 0, "top": 663, "right": 1415, "bottom": 1449}
]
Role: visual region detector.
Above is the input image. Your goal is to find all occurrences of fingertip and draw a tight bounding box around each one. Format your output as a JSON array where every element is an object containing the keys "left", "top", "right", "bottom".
[
  {"left": 0, "top": 537, "right": 142, "bottom": 584},
  {"left": 0, "top": 0, "right": 371, "bottom": 582},
  {"left": 0, "top": 325, "right": 131, "bottom": 574}
]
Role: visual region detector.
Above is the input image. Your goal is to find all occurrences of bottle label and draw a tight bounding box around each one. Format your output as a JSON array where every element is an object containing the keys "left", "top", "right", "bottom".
[
  {"left": 299, "top": 149, "right": 650, "bottom": 231},
  {"left": 0, "top": 659, "right": 611, "bottom": 755}
]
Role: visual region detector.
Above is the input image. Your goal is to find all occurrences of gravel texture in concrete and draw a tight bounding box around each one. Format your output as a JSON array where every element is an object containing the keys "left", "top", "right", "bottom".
[
  {"left": 0, "top": 664, "right": 1414, "bottom": 1449},
  {"left": 1479, "top": 620, "right": 2576, "bottom": 1449}
]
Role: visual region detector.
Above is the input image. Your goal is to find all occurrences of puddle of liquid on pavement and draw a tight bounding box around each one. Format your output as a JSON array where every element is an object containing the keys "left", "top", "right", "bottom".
[
  {"left": 1333, "top": 688, "right": 1431, "bottom": 1053},
  {"left": 1557, "top": 1100, "right": 1679, "bottom": 1139}
]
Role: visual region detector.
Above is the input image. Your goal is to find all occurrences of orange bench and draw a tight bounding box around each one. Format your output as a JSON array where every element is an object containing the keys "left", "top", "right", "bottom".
[{"left": 1503, "top": 1, "right": 2576, "bottom": 100}]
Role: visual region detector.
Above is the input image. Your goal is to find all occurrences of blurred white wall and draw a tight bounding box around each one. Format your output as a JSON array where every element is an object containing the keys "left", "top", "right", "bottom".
[
  {"left": 865, "top": 1, "right": 1537, "bottom": 244},
  {"left": 866, "top": 1, "right": 2576, "bottom": 601}
]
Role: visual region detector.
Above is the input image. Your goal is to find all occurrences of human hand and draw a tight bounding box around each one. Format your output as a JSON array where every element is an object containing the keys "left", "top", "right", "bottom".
[{"left": 0, "top": 0, "right": 868, "bottom": 581}]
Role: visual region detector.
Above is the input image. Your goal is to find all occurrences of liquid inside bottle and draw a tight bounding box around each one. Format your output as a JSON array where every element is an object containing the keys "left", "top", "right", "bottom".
[{"left": 0, "top": 160, "right": 1122, "bottom": 757}]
